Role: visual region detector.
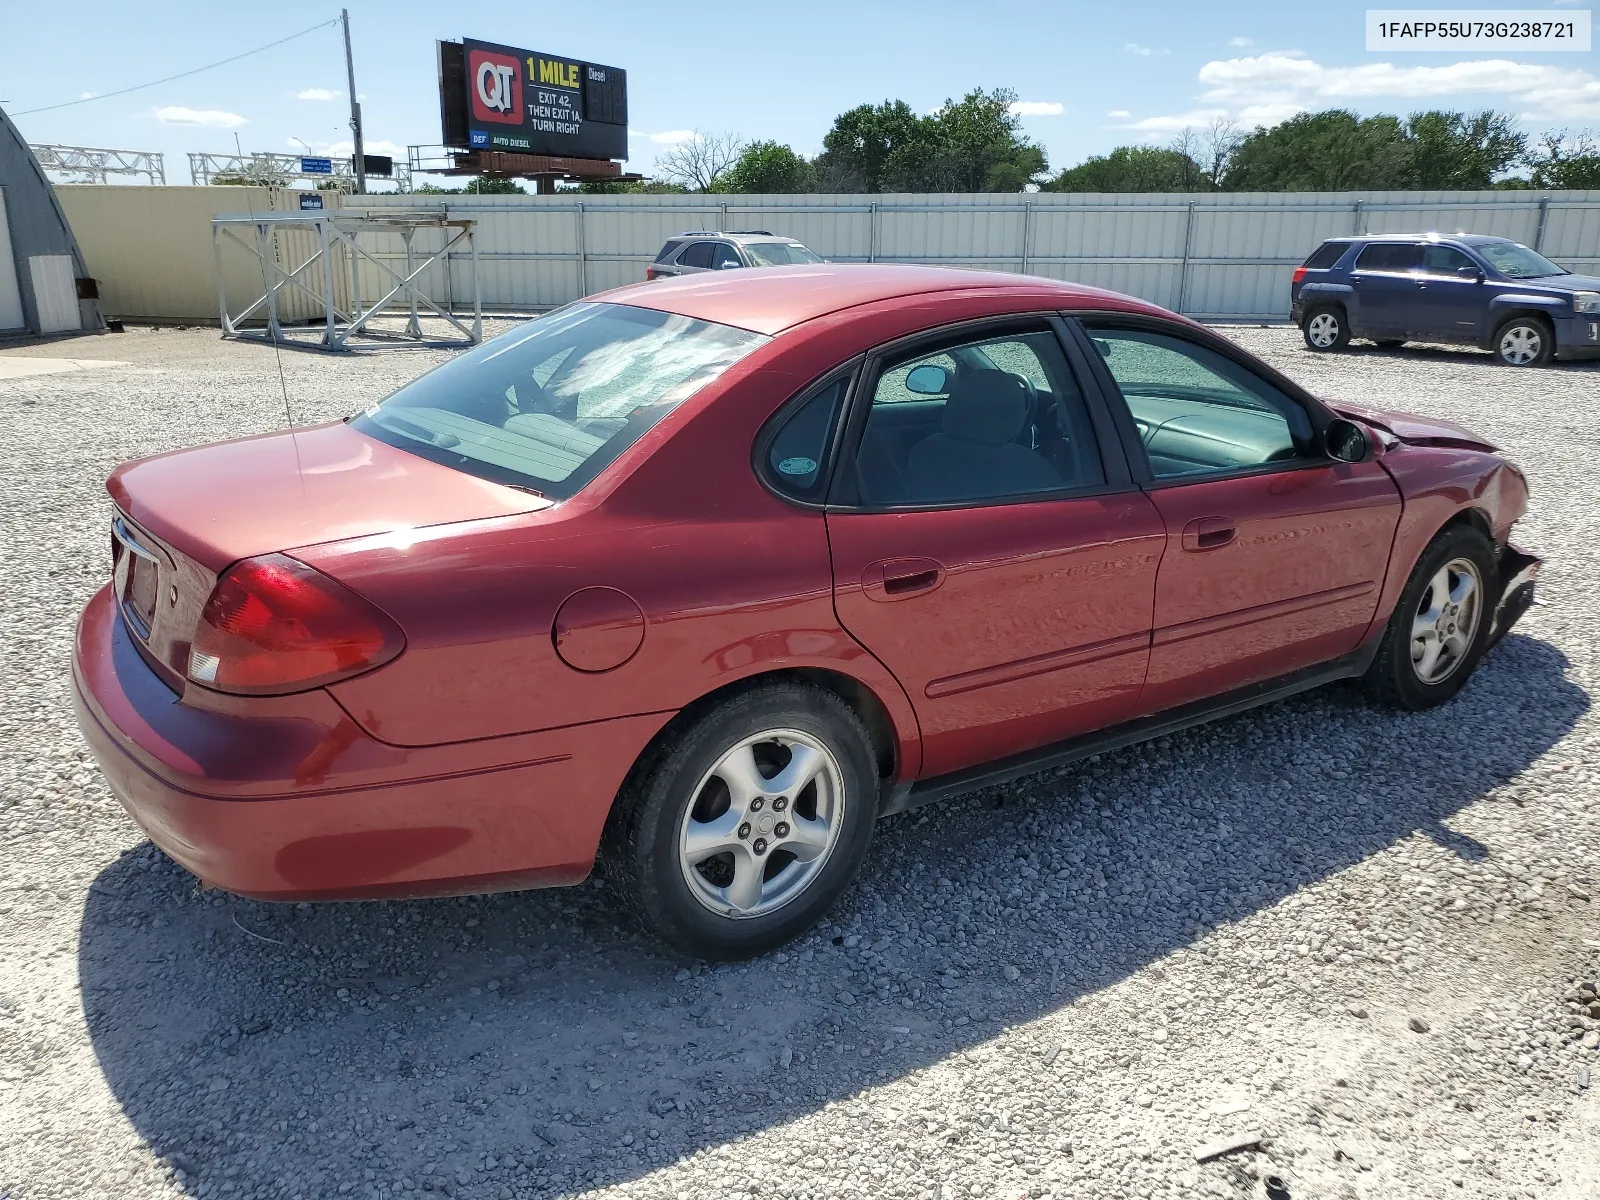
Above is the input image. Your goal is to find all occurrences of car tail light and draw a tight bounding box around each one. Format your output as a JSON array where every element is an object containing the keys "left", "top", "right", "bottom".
[
  {"left": 1291, "top": 266, "right": 1308, "bottom": 284},
  {"left": 645, "top": 266, "right": 661, "bottom": 281},
  {"left": 187, "top": 554, "right": 404, "bottom": 695}
]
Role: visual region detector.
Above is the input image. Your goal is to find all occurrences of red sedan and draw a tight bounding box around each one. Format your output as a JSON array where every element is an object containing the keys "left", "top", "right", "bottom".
[{"left": 74, "top": 266, "right": 1540, "bottom": 960}]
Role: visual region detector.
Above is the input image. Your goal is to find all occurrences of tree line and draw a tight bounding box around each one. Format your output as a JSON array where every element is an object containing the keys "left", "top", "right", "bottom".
[{"left": 583, "top": 90, "right": 1600, "bottom": 194}]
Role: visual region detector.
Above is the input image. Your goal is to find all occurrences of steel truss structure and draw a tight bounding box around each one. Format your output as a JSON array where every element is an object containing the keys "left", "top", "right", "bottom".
[
  {"left": 211, "top": 210, "right": 480, "bottom": 351},
  {"left": 29, "top": 144, "right": 165, "bottom": 184},
  {"left": 188, "top": 152, "right": 411, "bottom": 192}
]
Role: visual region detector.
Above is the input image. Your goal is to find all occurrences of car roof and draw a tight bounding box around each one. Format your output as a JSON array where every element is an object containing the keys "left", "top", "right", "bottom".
[
  {"left": 671, "top": 231, "right": 804, "bottom": 243},
  {"left": 600, "top": 264, "right": 1170, "bottom": 336},
  {"left": 1346, "top": 233, "right": 1515, "bottom": 246}
]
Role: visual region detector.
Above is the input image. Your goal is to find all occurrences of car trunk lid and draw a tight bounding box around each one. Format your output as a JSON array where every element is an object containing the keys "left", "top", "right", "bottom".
[{"left": 106, "top": 421, "right": 548, "bottom": 687}]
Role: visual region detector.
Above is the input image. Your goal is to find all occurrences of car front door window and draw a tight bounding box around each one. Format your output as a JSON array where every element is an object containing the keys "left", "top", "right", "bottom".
[
  {"left": 1088, "top": 329, "right": 1313, "bottom": 480},
  {"left": 711, "top": 243, "right": 742, "bottom": 270}
]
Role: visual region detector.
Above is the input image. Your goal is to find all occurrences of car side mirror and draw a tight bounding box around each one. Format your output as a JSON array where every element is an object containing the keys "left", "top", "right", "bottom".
[
  {"left": 1457, "top": 264, "right": 1484, "bottom": 282},
  {"left": 904, "top": 364, "right": 950, "bottom": 395},
  {"left": 1324, "top": 418, "right": 1370, "bottom": 463},
  {"left": 716, "top": 259, "right": 742, "bottom": 270}
]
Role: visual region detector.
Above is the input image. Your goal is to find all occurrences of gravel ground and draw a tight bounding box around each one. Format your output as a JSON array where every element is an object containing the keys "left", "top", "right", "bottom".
[{"left": 1, "top": 322, "right": 1598, "bottom": 1200}]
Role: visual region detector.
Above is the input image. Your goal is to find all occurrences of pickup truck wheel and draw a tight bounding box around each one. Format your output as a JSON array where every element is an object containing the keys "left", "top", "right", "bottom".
[
  {"left": 1363, "top": 526, "right": 1497, "bottom": 711},
  {"left": 1302, "top": 306, "right": 1349, "bottom": 352},
  {"left": 1493, "top": 316, "right": 1553, "bottom": 367}
]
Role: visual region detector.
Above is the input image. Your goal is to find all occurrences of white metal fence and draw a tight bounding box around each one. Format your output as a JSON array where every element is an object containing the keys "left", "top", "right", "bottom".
[{"left": 346, "top": 189, "right": 1600, "bottom": 322}]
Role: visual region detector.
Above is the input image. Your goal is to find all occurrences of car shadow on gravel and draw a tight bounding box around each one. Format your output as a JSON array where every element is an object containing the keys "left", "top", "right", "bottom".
[{"left": 78, "top": 632, "right": 1586, "bottom": 1199}]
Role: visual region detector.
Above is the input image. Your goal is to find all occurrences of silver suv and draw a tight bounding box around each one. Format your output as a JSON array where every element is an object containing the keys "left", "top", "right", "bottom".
[{"left": 646, "top": 231, "right": 824, "bottom": 280}]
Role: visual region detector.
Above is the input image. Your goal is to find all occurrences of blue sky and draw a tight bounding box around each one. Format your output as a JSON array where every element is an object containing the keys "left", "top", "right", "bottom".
[{"left": 3, "top": 0, "right": 1596, "bottom": 186}]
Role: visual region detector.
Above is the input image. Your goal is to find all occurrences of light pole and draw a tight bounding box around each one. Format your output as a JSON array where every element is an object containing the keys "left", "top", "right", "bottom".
[{"left": 342, "top": 9, "right": 366, "bottom": 195}]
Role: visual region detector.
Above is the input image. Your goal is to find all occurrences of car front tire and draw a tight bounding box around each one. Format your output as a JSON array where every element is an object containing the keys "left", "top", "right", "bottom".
[
  {"left": 1493, "top": 316, "right": 1553, "bottom": 367},
  {"left": 602, "top": 679, "right": 879, "bottom": 961},
  {"left": 1302, "top": 305, "right": 1350, "bottom": 352},
  {"left": 1363, "top": 525, "right": 1498, "bottom": 711}
]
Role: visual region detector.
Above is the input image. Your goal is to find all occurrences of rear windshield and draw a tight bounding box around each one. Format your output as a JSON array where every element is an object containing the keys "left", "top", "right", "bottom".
[
  {"left": 744, "top": 241, "right": 824, "bottom": 267},
  {"left": 1476, "top": 240, "right": 1568, "bottom": 279},
  {"left": 351, "top": 303, "right": 767, "bottom": 499},
  {"left": 1302, "top": 241, "right": 1347, "bottom": 270},
  {"left": 653, "top": 239, "right": 685, "bottom": 264}
]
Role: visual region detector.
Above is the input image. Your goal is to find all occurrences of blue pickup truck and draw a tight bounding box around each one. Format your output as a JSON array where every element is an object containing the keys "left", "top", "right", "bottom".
[{"left": 1291, "top": 233, "right": 1600, "bottom": 367}]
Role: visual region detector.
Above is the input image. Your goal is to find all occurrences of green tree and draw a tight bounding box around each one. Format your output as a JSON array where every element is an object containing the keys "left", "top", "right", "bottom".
[
  {"left": 1044, "top": 145, "right": 1208, "bottom": 192},
  {"left": 1225, "top": 110, "right": 1412, "bottom": 191},
  {"left": 899, "top": 88, "right": 1047, "bottom": 192},
  {"left": 414, "top": 176, "right": 527, "bottom": 195},
  {"left": 1404, "top": 110, "right": 1525, "bottom": 188},
  {"left": 719, "top": 141, "right": 814, "bottom": 193},
  {"left": 1527, "top": 130, "right": 1600, "bottom": 188},
  {"left": 820, "top": 100, "right": 926, "bottom": 193},
  {"left": 574, "top": 179, "right": 690, "bottom": 194}
]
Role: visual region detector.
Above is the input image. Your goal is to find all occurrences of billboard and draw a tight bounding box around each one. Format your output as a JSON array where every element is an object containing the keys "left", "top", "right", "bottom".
[{"left": 438, "top": 39, "right": 627, "bottom": 161}]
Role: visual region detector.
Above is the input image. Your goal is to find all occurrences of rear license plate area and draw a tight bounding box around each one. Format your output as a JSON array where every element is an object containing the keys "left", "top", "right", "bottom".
[{"left": 122, "top": 553, "right": 159, "bottom": 637}]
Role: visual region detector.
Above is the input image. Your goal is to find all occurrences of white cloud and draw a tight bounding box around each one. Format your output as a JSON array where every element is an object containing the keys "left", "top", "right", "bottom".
[
  {"left": 77, "top": 91, "right": 97, "bottom": 100},
  {"left": 628, "top": 129, "right": 697, "bottom": 145},
  {"left": 1124, "top": 50, "right": 1600, "bottom": 134},
  {"left": 1124, "top": 43, "right": 1153, "bottom": 56},
  {"left": 1106, "top": 109, "right": 1132, "bottom": 118},
  {"left": 1228, "top": 36, "right": 1254, "bottom": 47},
  {"left": 1198, "top": 50, "right": 1600, "bottom": 121},
  {"left": 296, "top": 87, "right": 336, "bottom": 101},
  {"left": 154, "top": 106, "right": 246, "bottom": 128},
  {"left": 1009, "top": 100, "right": 1064, "bottom": 117}
]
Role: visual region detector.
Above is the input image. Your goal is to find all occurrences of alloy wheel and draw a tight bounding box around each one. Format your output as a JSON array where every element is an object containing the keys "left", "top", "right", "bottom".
[
  {"left": 1410, "top": 557, "right": 1483, "bottom": 684},
  {"left": 677, "top": 729, "right": 845, "bottom": 919},
  {"left": 1306, "top": 313, "right": 1340, "bottom": 348},
  {"left": 1498, "top": 325, "right": 1542, "bottom": 365}
]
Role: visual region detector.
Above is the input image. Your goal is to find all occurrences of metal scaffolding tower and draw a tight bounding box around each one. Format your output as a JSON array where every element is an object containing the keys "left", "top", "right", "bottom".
[
  {"left": 29, "top": 144, "right": 166, "bottom": 184},
  {"left": 212, "top": 209, "right": 480, "bottom": 350}
]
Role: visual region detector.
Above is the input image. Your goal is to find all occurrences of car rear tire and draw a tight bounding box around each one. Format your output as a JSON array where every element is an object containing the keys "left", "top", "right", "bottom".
[
  {"left": 1363, "top": 525, "right": 1498, "bottom": 711},
  {"left": 1302, "top": 306, "right": 1350, "bottom": 352},
  {"left": 602, "top": 679, "right": 878, "bottom": 961},
  {"left": 1492, "top": 316, "right": 1553, "bottom": 367}
]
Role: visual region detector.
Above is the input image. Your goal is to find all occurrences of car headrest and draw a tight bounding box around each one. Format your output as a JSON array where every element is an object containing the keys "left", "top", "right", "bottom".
[{"left": 941, "top": 371, "right": 1029, "bottom": 446}]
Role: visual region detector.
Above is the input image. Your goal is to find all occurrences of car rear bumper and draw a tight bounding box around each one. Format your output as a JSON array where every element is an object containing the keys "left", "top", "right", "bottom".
[{"left": 72, "top": 584, "right": 672, "bottom": 901}]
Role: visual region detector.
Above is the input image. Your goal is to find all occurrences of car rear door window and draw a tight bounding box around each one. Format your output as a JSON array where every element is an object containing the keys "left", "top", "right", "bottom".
[
  {"left": 1087, "top": 328, "right": 1314, "bottom": 480},
  {"left": 1355, "top": 243, "right": 1421, "bottom": 273},
  {"left": 761, "top": 373, "right": 852, "bottom": 503},
  {"left": 711, "top": 243, "right": 743, "bottom": 269},
  {"left": 678, "top": 241, "right": 716, "bottom": 269},
  {"left": 853, "top": 328, "right": 1104, "bottom": 507}
]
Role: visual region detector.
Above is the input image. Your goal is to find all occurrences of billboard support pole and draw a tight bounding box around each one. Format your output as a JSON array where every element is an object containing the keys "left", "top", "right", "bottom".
[{"left": 343, "top": 9, "right": 367, "bottom": 195}]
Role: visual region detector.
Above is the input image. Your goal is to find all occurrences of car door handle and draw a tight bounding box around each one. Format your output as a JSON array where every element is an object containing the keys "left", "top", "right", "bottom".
[
  {"left": 860, "top": 557, "right": 944, "bottom": 602},
  {"left": 1181, "top": 517, "right": 1237, "bottom": 552}
]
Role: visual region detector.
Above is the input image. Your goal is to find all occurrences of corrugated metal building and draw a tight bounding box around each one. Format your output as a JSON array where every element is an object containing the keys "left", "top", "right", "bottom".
[{"left": 0, "top": 107, "right": 101, "bottom": 337}]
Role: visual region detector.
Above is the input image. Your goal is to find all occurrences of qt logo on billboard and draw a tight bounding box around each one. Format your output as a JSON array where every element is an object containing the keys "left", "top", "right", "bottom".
[{"left": 469, "top": 47, "right": 522, "bottom": 124}]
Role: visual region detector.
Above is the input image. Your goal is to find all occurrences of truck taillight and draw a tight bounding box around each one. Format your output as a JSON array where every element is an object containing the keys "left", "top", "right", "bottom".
[
  {"left": 1291, "top": 266, "right": 1308, "bottom": 284},
  {"left": 187, "top": 554, "right": 404, "bottom": 695}
]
